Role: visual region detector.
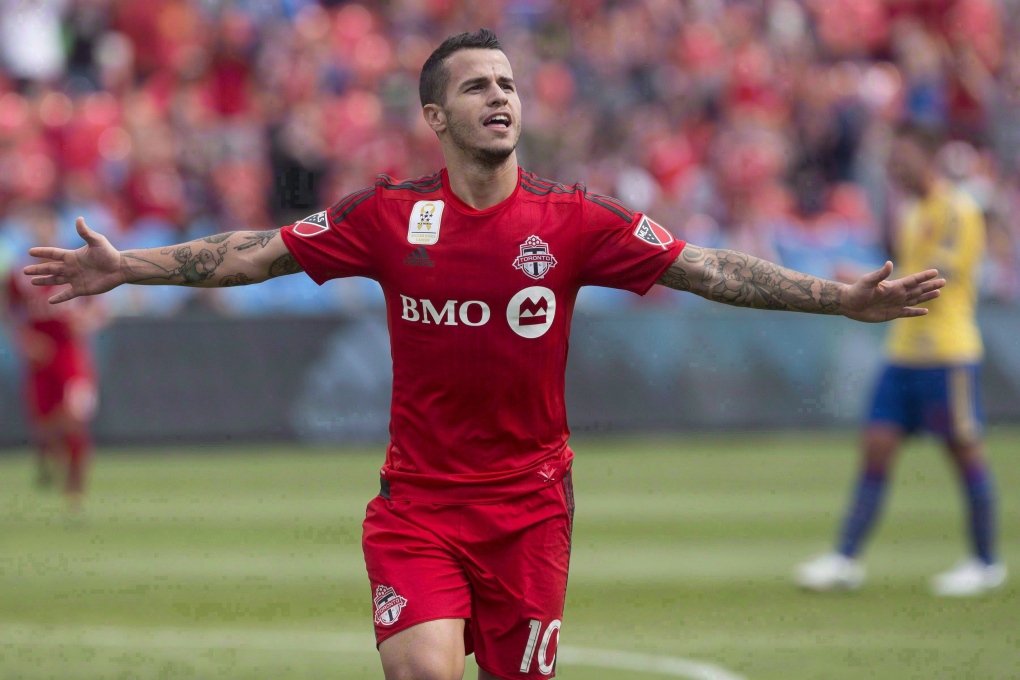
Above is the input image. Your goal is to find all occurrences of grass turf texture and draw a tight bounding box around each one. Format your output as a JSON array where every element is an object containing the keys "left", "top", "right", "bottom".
[{"left": 1, "top": 429, "right": 1017, "bottom": 680}]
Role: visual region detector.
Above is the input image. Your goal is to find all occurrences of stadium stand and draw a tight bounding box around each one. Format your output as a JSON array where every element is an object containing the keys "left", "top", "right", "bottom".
[{"left": 0, "top": 0, "right": 1018, "bottom": 314}]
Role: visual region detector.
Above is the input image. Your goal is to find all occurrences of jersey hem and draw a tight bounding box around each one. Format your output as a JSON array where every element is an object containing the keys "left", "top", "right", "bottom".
[
  {"left": 884, "top": 356, "right": 984, "bottom": 368},
  {"left": 279, "top": 228, "right": 330, "bottom": 286},
  {"left": 636, "top": 237, "right": 686, "bottom": 296},
  {"left": 475, "top": 659, "right": 527, "bottom": 680},
  {"left": 381, "top": 448, "right": 574, "bottom": 505}
]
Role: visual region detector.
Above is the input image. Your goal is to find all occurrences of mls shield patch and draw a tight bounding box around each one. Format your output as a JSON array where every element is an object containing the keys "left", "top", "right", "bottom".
[
  {"left": 373, "top": 585, "right": 408, "bottom": 626},
  {"left": 512, "top": 235, "right": 558, "bottom": 280},
  {"left": 293, "top": 210, "right": 329, "bottom": 237},
  {"left": 633, "top": 216, "right": 674, "bottom": 250}
]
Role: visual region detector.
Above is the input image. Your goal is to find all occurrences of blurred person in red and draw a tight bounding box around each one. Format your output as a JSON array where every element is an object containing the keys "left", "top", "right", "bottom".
[
  {"left": 25, "top": 30, "right": 946, "bottom": 679},
  {"left": 3, "top": 205, "right": 104, "bottom": 515}
]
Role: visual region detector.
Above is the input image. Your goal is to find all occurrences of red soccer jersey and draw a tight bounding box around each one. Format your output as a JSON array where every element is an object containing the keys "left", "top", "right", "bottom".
[{"left": 281, "top": 168, "right": 685, "bottom": 503}]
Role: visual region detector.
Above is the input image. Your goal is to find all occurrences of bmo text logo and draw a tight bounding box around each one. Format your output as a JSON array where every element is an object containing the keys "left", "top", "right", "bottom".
[
  {"left": 400, "top": 296, "right": 490, "bottom": 326},
  {"left": 507, "top": 287, "right": 556, "bottom": 338}
]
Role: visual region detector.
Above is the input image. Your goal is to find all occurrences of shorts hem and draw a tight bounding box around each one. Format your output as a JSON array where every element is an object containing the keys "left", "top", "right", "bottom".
[
  {"left": 374, "top": 613, "right": 471, "bottom": 649},
  {"left": 864, "top": 418, "right": 907, "bottom": 430},
  {"left": 476, "top": 660, "right": 526, "bottom": 680}
]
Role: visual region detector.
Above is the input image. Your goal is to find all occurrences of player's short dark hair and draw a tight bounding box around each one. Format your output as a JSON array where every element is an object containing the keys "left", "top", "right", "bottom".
[
  {"left": 419, "top": 29, "right": 503, "bottom": 108},
  {"left": 894, "top": 121, "right": 944, "bottom": 157}
]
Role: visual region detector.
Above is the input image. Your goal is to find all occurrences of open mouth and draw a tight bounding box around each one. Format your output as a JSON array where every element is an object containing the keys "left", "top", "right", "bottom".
[{"left": 484, "top": 113, "right": 511, "bottom": 129}]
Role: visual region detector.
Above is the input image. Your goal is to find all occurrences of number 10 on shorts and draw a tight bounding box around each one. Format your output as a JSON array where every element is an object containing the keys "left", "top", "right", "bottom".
[{"left": 520, "top": 618, "right": 561, "bottom": 675}]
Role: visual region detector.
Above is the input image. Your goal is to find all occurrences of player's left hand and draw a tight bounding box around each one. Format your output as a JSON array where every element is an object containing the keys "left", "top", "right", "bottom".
[{"left": 841, "top": 262, "right": 945, "bottom": 323}]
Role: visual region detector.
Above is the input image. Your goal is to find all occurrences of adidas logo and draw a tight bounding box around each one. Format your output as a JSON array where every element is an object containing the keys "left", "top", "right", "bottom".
[{"left": 403, "top": 246, "right": 435, "bottom": 267}]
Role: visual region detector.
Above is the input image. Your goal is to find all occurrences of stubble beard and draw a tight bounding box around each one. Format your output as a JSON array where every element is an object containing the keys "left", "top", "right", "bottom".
[{"left": 447, "top": 114, "right": 518, "bottom": 169}]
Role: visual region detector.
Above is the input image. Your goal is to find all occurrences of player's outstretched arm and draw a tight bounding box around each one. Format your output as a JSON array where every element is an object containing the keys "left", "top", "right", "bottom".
[
  {"left": 656, "top": 245, "right": 945, "bottom": 322},
  {"left": 24, "top": 217, "right": 302, "bottom": 304}
]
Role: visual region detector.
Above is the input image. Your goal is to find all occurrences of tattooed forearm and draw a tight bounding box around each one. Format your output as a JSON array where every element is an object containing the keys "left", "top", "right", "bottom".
[
  {"left": 657, "top": 264, "right": 691, "bottom": 292},
  {"left": 123, "top": 253, "right": 177, "bottom": 283},
  {"left": 120, "top": 229, "right": 297, "bottom": 288},
  {"left": 234, "top": 230, "right": 279, "bottom": 251},
  {"left": 219, "top": 273, "right": 255, "bottom": 287},
  {"left": 128, "top": 245, "right": 227, "bottom": 285},
  {"left": 173, "top": 246, "right": 193, "bottom": 264},
  {"left": 268, "top": 253, "right": 302, "bottom": 278},
  {"left": 657, "top": 245, "right": 844, "bottom": 314}
]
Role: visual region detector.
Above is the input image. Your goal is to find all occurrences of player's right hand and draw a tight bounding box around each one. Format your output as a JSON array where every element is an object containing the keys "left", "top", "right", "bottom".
[
  {"left": 23, "top": 217, "right": 126, "bottom": 304},
  {"left": 841, "top": 261, "right": 945, "bottom": 322}
]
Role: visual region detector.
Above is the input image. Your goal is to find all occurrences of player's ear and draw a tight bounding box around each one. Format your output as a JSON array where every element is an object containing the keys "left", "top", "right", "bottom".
[{"left": 422, "top": 104, "right": 446, "bottom": 134}]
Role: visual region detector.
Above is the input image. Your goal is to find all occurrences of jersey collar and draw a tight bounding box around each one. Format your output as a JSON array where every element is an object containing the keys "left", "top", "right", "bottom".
[{"left": 440, "top": 167, "right": 522, "bottom": 216}]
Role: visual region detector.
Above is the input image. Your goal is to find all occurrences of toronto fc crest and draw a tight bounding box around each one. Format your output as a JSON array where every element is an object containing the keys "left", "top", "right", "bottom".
[
  {"left": 512, "top": 235, "right": 558, "bottom": 280},
  {"left": 373, "top": 585, "right": 408, "bottom": 626}
]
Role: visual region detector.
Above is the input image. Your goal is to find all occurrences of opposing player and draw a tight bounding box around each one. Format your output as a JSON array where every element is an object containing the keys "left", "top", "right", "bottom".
[
  {"left": 26, "top": 30, "right": 945, "bottom": 680},
  {"left": 4, "top": 207, "right": 103, "bottom": 515},
  {"left": 795, "top": 124, "right": 1005, "bottom": 597}
]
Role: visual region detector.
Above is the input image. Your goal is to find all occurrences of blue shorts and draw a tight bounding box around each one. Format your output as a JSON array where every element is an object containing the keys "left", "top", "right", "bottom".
[{"left": 867, "top": 364, "right": 984, "bottom": 443}]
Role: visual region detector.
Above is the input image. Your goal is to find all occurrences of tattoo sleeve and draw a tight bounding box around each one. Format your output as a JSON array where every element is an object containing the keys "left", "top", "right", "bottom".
[
  {"left": 218, "top": 273, "right": 255, "bottom": 287},
  {"left": 122, "top": 228, "right": 301, "bottom": 288},
  {"left": 657, "top": 245, "right": 844, "bottom": 314},
  {"left": 268, "top": 254, "right": 302, "bottom": 278},
  {"left": 234, "top": 231, "right": 277, "bottom": 251},
  {"left": 201, "top": 233, "right": 235, "bottom": 244}
]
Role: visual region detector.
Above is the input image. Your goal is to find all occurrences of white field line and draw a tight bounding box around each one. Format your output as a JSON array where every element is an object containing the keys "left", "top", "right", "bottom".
[
  {"left": 0, "top": 623, "right": 749, "bottom": 680},
  {"left": 558, "top": 646, "right": 747, "bottom": 680}
]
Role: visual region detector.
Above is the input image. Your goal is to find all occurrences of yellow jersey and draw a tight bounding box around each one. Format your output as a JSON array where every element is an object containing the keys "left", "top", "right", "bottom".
[{"left": 885, "top": 181, "right": 985, "bottom": 365}]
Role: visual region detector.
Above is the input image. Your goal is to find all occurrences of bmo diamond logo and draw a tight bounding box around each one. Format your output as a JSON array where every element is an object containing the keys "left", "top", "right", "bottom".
[
  {"left": 373, "top": 585, "right": 408, "bottom": 626},
  {"left": 507, "top": 286, "right": 556, "bottom": 339}
]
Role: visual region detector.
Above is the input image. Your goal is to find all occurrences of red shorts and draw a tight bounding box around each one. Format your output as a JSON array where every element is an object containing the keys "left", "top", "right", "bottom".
[{"left": 362, "top": 473, "right": 575, "bottom": 679}]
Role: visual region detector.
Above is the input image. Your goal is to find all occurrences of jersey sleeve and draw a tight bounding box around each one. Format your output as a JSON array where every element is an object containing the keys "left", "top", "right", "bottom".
[
  {"left": 577, "top": 190, "right": 685, "bottom": 294},
  {"left": 279, "top": 187, "right": 380, "bottom": 285}
]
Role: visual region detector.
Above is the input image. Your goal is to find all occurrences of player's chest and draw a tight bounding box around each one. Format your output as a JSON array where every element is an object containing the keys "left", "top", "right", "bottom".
[
  {"left": 377, "top": 200, "right": 578, "bottom": 298},
  {"left": 901, "top": 210, "right": 945, "bottom": 259}
]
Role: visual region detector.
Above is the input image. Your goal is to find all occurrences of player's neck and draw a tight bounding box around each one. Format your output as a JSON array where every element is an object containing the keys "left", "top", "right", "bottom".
[
  {"left": 905, "top": 176, "right": 937, "bottom": 201},
  {"left": 444, "top": 153, "right": 519, "bottom": 211}
]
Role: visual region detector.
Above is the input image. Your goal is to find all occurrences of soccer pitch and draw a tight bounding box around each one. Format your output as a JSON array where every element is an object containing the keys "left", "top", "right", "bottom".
[{"left": 1, "top": 430, "right": 1017, "bottom": 680}]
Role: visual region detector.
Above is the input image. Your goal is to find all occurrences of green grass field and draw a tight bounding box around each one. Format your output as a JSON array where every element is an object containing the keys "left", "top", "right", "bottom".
[{"left": 1, "top": 429, "right": 1018, "bottom": 680}]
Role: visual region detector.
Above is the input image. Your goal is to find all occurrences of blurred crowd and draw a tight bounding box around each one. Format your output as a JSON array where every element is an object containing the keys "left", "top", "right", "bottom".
[{"left": 0, "top": 0, "right": 1018, "bottom": 315}]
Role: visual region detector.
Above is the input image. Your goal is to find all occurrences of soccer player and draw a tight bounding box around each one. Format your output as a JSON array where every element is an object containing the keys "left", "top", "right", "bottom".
[
  {"left": 26, "top": 30, "right": 945, "bottom": 680},
  {"left": 795, "top": 123, "right": 1006, "bottom": 598},
  {"left": 3, "top": 206, "right": 102, "bottom": 515}
]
